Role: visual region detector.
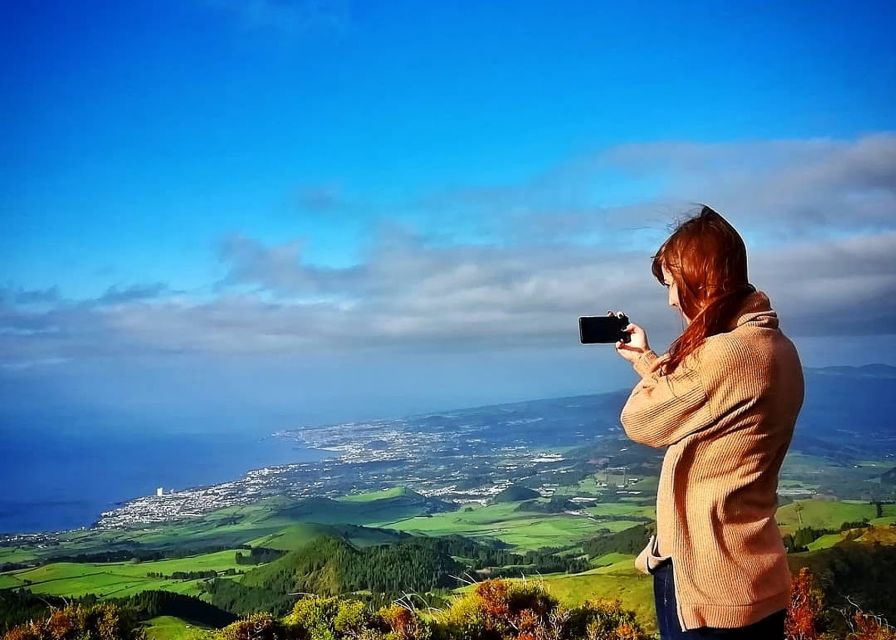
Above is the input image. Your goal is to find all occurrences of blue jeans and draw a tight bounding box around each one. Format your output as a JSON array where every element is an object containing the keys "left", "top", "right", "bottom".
[{"left": 652, "top": 559, "right": 786, "bottom": 639}]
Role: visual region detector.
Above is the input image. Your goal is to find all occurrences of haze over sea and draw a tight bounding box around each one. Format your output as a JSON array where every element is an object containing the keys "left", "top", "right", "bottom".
[{"left": 0, "top": 428, "right": 327, "bottom": 534}]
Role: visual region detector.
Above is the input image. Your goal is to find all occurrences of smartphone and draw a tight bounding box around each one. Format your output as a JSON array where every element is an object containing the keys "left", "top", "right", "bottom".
[{"left": 579, "top": 314, "right": 631, "bottom": 344}]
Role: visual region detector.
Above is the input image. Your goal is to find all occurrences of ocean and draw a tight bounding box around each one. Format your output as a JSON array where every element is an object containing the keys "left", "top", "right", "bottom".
[{"left": 0, "top": 429, "right": 329, "bottom": 534}]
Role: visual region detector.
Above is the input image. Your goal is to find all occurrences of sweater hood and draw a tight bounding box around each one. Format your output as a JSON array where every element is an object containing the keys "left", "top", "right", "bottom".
[{"left": 726, "top": 289, "right": 778, "bottom": 331}]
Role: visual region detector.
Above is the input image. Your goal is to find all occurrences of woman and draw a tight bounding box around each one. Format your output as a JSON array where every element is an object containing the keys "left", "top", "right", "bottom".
[{"left": 613, "top": 205, "right": 804, "bottom": 639}]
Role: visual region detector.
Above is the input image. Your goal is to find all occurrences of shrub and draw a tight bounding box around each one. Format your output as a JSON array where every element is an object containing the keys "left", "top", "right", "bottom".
[
  {"left": 844, "top": 609, "right": 896, "bottom": 640},
  {"left": 1, "top": 603, "right": 145, "bottom": 640},
  {"left": 569, "top": 599, "right": 645, "bottom": 640},
  {"left": 786, "top": 567, "right": 825, "bottom": 640},
  {"left": 431, "top": 579, "right": 650, "bottom": 640},
  {"left": 218, "top": 613, "right": 295, "bottom": 640},
  {"left": 286, "top": 596, "right": 370, "bottom": 640},
  {"left": 377, "top": 604, "right": 429, "bottom": 640}
]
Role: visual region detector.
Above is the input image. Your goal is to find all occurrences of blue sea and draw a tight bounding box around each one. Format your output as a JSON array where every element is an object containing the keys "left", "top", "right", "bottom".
[{"left": 0, "top": 430, "right": 328, "bottom": 534}]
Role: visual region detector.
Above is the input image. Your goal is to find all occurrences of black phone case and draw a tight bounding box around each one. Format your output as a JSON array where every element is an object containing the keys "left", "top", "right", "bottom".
[{"left": 578, "top": 315, "right": 630, "bottom": 344}]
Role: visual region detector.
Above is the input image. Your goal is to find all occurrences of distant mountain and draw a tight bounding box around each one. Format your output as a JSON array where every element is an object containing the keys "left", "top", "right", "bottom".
[
  {"left": 798, "top": 364, "right": 896, "bottom": 437},
  {"left": 805, "top": 363, "right": 896, "bottom": 378},
  {"left": 880, "top": 467, "right": 896, "bottom": 486}
]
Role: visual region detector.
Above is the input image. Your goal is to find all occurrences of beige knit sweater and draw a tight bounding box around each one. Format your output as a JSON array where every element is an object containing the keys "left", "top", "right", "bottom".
[{"left": 620, "top": 289, "right": 804, "bottom": 631}]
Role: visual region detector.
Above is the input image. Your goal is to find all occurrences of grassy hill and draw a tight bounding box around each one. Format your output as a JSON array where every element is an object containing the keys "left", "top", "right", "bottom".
[
  {"left": 145, "top": 616, "right": 211, "bottom": 640},
  {"left": 776, "top": 498, "right": 896, "bottom": 533},
  {"left": 0, "top": 548, "right": 245, "bottom": 599},
  {"left": 385, "top": 500, "right": 646, "bottom": 551},
  {"left": 490, "top": 485, "right": 540, "bottom": 503},
  {"left": 247, "top": 522, "right": 406, "bottom": 551},
  {"left": 5, "top": 487, "right": 896, "bottom": 640}
]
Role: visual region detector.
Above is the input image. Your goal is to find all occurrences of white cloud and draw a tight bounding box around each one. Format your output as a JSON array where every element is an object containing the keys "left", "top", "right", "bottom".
[
  {"left": 2, "top": 133, "right": 894, "bottom": 369},
  {"left": 2, "top": 228, "right": 894, "bottom": 370}
]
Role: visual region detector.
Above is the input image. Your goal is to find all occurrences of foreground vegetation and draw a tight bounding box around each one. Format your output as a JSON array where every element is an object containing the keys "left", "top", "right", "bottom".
[
  {"left": 6, "top": 571, "right": 896, "bottom": 640},
  {"left": 3, "top": 491, "right": 896, "bottom": 638},
  {"left": 1, "top": 579, "right": 655, "bottom": 640}
]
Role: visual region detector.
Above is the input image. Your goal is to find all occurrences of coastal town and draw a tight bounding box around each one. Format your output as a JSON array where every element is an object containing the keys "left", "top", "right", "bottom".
[{"left": 91, "top": 399, "right": 643, "bottom": 529}]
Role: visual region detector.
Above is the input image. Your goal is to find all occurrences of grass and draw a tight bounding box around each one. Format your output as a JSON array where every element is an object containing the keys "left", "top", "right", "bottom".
[
  {"left": 246, "top": 523, "right": 404, "bottom": 550},
  {"left": 0, "top": 547, "right": 38, "bottom": 564},
  {"left": 145, "top": 616, "right": 212, "bottom": 640},
  {"left": 0, "top": 490, "right": 450, "bottom": 599},
  {"left": 12, "top": 492, "right": 441, "bottom": 563},
  {"left": 245, "top": 523, "right": 339, "bottom": 550},
  {"left": 805, "top": 533, "right": 845, "bottom": 551},
  {"left": 0, "top": 549, "right": 245, "bottom": 599},
  {"left": 590, "top": 552, "right": 633, "bottom": 567},
  {"left": 455, "top": 555, "right": 657, "bottom": 636},
  {"left": 542, "top": 571, "right": 656, "bottom": 636},
  {"left": 776, "top": 499, "right": 896, "bottom": 533},
  {"left": 384, "top": 501, "right": 642, "bottom": 551},
  {"left": 583, "top": 503, "right": 655, "bottom": 518},
  {"left": 339, "top": 487, "right": 410, "bottom": 502}
]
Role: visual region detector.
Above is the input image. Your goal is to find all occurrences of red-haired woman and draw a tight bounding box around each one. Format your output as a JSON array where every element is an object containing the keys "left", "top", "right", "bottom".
[{"left": 613, "top": 206, "right": 804, "bottom": 639}]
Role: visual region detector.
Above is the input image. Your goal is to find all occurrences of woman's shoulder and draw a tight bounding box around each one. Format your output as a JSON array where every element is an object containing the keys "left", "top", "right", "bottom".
[
  {"left": 699, "top": 329, "right": 774, "bottom": 366},
  {"left": 694, "top": 328, "right": 802, "bottom": 386}
]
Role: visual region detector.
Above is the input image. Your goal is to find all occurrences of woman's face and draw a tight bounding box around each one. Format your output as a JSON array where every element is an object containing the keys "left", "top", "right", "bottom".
[{"left": 661, "top": 264, "right": 689, "bottom": 323}]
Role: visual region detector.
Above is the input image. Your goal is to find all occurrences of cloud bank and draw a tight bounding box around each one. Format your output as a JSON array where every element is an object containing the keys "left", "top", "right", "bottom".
[{"left": 2, "top": 133, "right": 895, "bottom": 373}]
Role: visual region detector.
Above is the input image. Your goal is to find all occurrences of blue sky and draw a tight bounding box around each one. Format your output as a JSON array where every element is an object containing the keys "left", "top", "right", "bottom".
[{"left": 2, "top": 1, "right": 895, "bottom": 434}]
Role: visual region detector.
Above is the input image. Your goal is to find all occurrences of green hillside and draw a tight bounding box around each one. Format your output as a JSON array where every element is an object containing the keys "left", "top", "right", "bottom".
[
  {"left": 776, "top": 498, "right": 896, "bottom": 533},
  {"left": 145, "top": 616, "right": 211, "bottom": 640},
  {"left": 490, "top": 485, "right": 540, "bottom": 503},
  {"left": 385, "top": 501, "right": 642, "bottom": 550},
  {"left": 0, "top": 548, "right": 245, "bottom": 599}
]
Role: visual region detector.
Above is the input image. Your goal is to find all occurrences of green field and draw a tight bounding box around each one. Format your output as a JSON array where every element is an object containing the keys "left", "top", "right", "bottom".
[
  {"left": 775, "top": 498, "right": 896, "bottom": 533},
  {"left": 0, "top": 549, "right": 245, "bottom": 599},
  {"left": 247, "top": 522, "right": 404, "bottom": 550},
  {"left": 0, "top": 547, "right": 38, "bottom": 564},
  {"left": 145, "top": 616, "right": 212, "bottom": 640},
  {"left": 778, "top": 452, "right": 895, "bottom": 499},
  {"left": 583, "top": 503, "right": 655, "bottom": 519},
  {"left": 3, "top": 478, "right": 895, "bottom": 636},
  {"left": 806, "top": 533, "right": 845, "bottom": 551},
  {"left": 339, "top": 487, "right": 410, "bottom": 502},
  {"left": 541, "top": 567, "right": 656, "bottom": 635},
  {"left": 590, "top": 551, "right": 633, "bottom": 567},
  {"left": 384, "top": 501, "right": 642, "bottom": 550},
  {"left": 456, "top": 556, "right": 657, "bottom": 636},
  {"left": 2, "top": 491, "right": 442, "bottom": 564}
]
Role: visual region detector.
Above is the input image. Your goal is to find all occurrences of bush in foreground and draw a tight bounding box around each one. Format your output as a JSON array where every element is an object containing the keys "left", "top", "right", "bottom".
[
  {"left": 7, "top": 569, "right": 896, "bottom": 640},
  {"left": 432, "top": 579, "right": 646, "bottom": 640},
  {"left": 1, "top": 603, "right": 146, "bottom": 640},
  {"left": 213, "top": 579, "right": 649, "bottom": 640},
  {"left": 785, "top": 567, "right": 896, "bottom": 640}
]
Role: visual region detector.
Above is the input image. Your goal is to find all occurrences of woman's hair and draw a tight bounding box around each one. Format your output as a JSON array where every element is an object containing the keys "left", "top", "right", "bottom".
[{"left": 651, "top": 205, "right": 756, "bottom": 374}]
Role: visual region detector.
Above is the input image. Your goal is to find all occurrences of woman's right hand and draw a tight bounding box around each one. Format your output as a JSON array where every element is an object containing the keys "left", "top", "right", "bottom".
[{"left": 612, "top": 315, "right": 650, "bottom": 363}]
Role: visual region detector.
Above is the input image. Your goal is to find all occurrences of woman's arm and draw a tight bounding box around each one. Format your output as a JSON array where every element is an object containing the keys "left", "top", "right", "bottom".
[
  {"left": 613, "top": 319, "right": 717, "bottom": 448},
  {"left": 620, "top": 355, "right": 716, "bottom": 448}
]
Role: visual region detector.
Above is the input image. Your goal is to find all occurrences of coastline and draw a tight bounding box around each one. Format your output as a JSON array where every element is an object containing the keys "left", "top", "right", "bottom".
[{"left": 0, "top": 431, "right": 334, "bottom": 535}]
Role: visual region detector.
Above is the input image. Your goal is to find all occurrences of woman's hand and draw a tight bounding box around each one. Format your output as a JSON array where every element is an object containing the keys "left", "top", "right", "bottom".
[{"left": 609, "top": 312, "right": 650, "bottom": 363}]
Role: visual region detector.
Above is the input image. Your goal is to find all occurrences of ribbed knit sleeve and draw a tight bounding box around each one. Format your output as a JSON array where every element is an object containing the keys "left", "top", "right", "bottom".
[
  {"left": 620, "top": 349, "right": 716, "bottom": 448},
  {"left": 632, "top": 349, "right": 660, "bottom": 377}
]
